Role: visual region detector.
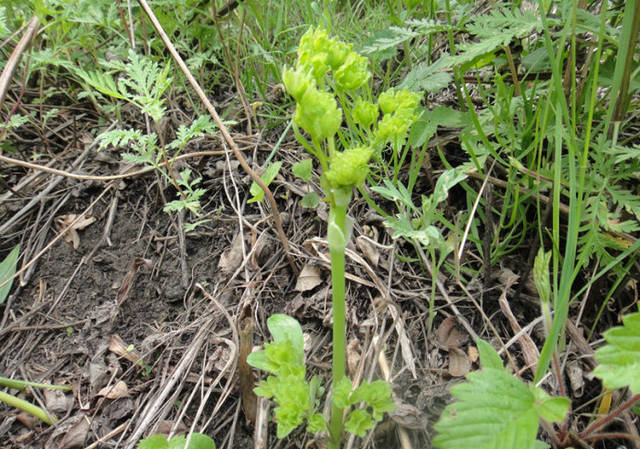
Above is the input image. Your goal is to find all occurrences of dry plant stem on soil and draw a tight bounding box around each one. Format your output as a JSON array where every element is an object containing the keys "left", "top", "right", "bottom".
[
  {"left": 0, "top": 17, "right": 39, "bottom": 110},
  {"left": 135, "top": 0, "right": 297, "bottom": 274}
]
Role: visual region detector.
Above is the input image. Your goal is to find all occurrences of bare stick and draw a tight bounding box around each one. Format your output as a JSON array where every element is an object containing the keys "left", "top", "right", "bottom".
[{"left": 0, "top": 17, "right": 39, "bottom": 110}]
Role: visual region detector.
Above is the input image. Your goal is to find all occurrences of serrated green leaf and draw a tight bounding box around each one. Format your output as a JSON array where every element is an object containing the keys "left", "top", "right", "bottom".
[
  {"left": 476, "top": 339, "right": 503, "bottom": 370},
  {"left": 0, "top": 245, "right": 19, "bottom": 304},
  {"left": 137, "top": 434, "right": 168, "bottom": 449},
  {"left": 593, "top": 312, "right": 640, "bottom": 394},
  {"left": 267, "top": 314, "right": 304, "bottom": 364},
  {"left": 433, "top": 367, "right": 568, "bottom": 449},
  {"left": 344, "top": 409, "right": 375, "bottom": 437},
  {"left": 532, "top": 392, "right": 570, "bottom": 423},
  {"left": 333, "top": 377, "right": 352, "bottom": 409},
  {"left": 408, "top": 106, "right": 467, "bottom": 148},
  {"left": 248, "top": 162, "right": 282, "bottom": 203},
  {"left": 168, "top": 436, "right": 187, "bottom": 449},
  {"left": 307, "top": 413, "right": 327, "bottom": 433},
  {"left": 350, "top": 380, "right": 395, "bottom": 421},
  {"left": 300, "top": 192, "right": 320, "bottom": 208},
  {"left": 400, "top": 65, "right": 452, "bottom": 93},
  {"left": 182, "top": 433, "right": 216, "bottom": 449},
  {"left": 292, "top": 159, "right": 313, "bottom": 181}
]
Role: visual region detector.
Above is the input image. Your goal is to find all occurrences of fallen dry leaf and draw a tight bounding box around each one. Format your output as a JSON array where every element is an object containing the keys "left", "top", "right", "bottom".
[
  {"left": 218, "top": 235, "right": 244, "bottom": 274},
  {"left": 294, "top": 264, "right": 323, "bottom": 292},
  {"left": 567, "top": 359, "right": 585, "bottom": 397},
  {"left": 467, "top": 345, "right": 479, "bottom": 363},
  {"left": 44, "top": 388, "right": 69, "bottom": 414},
  {"left": 54, "top": 213, "right": 97, "bottom": 249},
  {"left": 109, "top": 334, "right": 142, "bottom": 364},
  {"left": 16, "top": 412, "right": 38, "bottom": 429},
  {"left": 59, "top": 417, "right": 90, "bottom": 449},
  {"left": 448, "top": 348, "right": 471, "bottom": 377},
  {"left": 346, "top": 338, "right": 361, "bottom": 377},
  {"left": 436, "top": 316, "right": 468, "bottom": 350},
  {"left": 97, "top": 380, "right": 129, "bottom": 399},
  {"left": 356, "top": 235, "right": 379, "bottom": 267},
  {"left": 389, "top": 402, "right": 429, "bottom": 429}
]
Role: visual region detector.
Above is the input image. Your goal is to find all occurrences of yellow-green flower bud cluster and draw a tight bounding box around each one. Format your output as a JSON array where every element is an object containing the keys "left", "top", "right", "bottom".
[
  {"left": 325, "top": 146, "right": 374, "bottom": 188},
  {"left": 352, "top": 98, "right": 379, "bottom": 129},
  {"left": 283, "top": 28, "right": 422, "bottom": 190},
  {"left": 334, "top": 52, "right": 371, "bottom": 91},
  {"left": 294, "top": 87, "right": 342, "bottom": 141},
  {"left": 289, "top": 27, "right": 372, "bottom": 93},
  {"left": 374, "top": 87, "right": 421, "bottom": 145}
]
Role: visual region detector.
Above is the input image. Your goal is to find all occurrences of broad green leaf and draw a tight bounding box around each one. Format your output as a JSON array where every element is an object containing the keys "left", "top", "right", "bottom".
[
  {"left": 248, "top": 162, "right": 282, "bottom": 203},
  {"left": 267, "top": 314, "right": 304, "bottom": 365},
  {"left": 533, "top": 441, "right": 550, "bottom": 449},
  {"left": 300, "top": 192, "right": 320, "bottom": 208},
  {"left": 433, "top": 367, "right": 569, "bottom": 449},
  {"left": 138, "top": 434, "right": 168, "bottom": 449},
  {"left": 593, "top": 311, "right": 640, "bottom": 394},
  {"left": 292, "top": 159, "right": 313, "bottom": 181},
  {"left": 475, "top": 339, "right": 503, "bottom": 370},
  {"left": 246, "top": 350, "right": 271, "bottom": 373},
  {"left": 408, "top": 106, "right": 467, "bottom": 148},
  {"left": 384, "top": 214, "right": 440, "bottom": 246},
  {"left": 531, "top": 390, "right": 570, "bottom": 423},
  {"left": 400, "top": 65, "right": 452, "bottom": 93},
  {"left": 0, "top": 245, "right": 19, "bottom": 304},
  {"left": 167, "top": 434, "right": 216, "bottom": 449}
]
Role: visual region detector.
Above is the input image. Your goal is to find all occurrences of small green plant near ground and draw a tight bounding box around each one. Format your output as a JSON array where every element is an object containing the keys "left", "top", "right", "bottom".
[
  {"left": 137, "top": 432, "right": 215, "bottom": 449},
  {"left": 79, "top": 50, "right": 220, "bottom": 230},
  {"left": 248, "top": 27, "right": 418, "bottom": 448}
]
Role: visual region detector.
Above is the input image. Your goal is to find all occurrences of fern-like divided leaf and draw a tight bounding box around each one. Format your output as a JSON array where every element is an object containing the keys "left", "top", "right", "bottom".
[
  {"left": 433, "top": 339, "right": 569, "bottom": 449},
  {"left": 593, "top": 312, "right": 640, "bottom": 394},
  {"left": 359, "top": 19, "right": 450, "bottom": 58}
]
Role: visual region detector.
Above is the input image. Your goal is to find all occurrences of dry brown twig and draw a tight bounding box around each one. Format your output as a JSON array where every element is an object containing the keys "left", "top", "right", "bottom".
[{"left": 0, "top": 17, "right": 39, "bottom": 110}]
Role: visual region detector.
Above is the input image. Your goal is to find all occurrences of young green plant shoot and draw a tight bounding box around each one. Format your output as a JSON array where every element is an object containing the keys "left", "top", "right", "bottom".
[{"left": 248, "top": 28, "right": 420, "bottom": 448}]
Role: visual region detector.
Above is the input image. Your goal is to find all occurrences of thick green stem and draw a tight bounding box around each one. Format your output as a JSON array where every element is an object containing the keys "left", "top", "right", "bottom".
[
  {"left": 327, "top": 189, "right": 351, "bottom": 449},
  {"left": 0, "top": 391, "right": 54, "bottom": 425}
]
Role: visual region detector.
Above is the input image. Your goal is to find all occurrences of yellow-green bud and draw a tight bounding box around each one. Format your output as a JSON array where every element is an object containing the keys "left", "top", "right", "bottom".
[
  {"left": 282, "top": 66, "right": 313, "bottom": 101},
  {"left": 378, "top": 87, "right": 420, "bottom": 114},
  {"left": 353, "top": 98, "right": 379, "bottom": 128},
  {"left": 373, "top": 109, "right": 417, "bottom": 145},
  {"left": 533, "top": 248, "right": 552, "bottom": 304},
  {"left": 294, "top": 86, "right": 342, "bottom": 140},
  {"left": 325, "top": 146, "right": 373, "bottom": 188},
  {"left": 334, "top": 52, "right": 371, "bottom": 91},
  {"left": 327, "top": 40, "right": 352, "bottom": 70}
]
